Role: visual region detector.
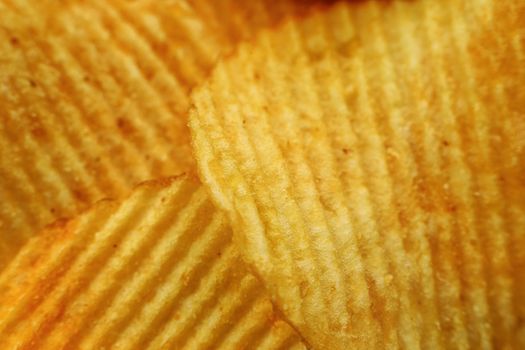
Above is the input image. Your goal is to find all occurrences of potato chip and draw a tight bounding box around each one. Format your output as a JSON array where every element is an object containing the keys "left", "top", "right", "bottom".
[
  {"left": 0, "top": 176, "right": 306, "bottom": 350},
  {"left": 190, "top": 0, "right": 525, "bottom": 348},
  {"left": 0, "top": 0, "right": 325, "bottom": 268}
]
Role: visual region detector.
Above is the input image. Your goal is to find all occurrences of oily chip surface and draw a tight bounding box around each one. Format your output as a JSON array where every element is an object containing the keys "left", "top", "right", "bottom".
[
  {"left": 190, "top": 0, "right": 525, "bottom": 348},
  {"left": 0, "top": 176, "right": 306, "bottom": 350},
  {"left": 0, "top": 0, "right": 322, "bottom": 269}
]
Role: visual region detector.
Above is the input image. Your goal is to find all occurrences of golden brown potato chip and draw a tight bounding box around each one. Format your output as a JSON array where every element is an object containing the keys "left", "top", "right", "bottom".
[
  {"left": 0, "top": 176, "right": 306, "bottom": 350},
  {"left": 190, "top": 0, "right": 525, "bottom": 348},
  {"left": 0, "top": 0, "right": 326, "bottom": 268}
]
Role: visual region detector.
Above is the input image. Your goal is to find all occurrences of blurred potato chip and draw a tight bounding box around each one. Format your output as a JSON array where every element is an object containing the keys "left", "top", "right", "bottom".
[
  {"left": 190, "top": 0, "right": 525, "bottom": 348},
  {"left": 0, "top": 176, "right": 306, "bottom": 350},
  {"left": 0, "top": 0, "right": 325, "bottom": 268}
]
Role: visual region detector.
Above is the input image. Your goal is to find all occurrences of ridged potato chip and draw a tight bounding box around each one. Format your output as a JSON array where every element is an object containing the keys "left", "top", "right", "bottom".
[
  {"left": 0, "top": 176, "right": 306, "bottom": 350},
  {"left": 0, "top": 0, "right": 324, "bottom": 268},
  {"left": 190, "top": 0, "right": 525, "bottom": 348}
]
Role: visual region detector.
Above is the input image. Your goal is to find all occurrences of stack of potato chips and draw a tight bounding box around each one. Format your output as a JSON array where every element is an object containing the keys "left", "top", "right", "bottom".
[{"left": 0, "top": 0, "right": 523, "bottom": 349}]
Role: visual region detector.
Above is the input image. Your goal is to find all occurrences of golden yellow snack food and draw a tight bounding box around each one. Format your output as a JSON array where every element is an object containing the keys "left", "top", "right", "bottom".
[
  {"left": 0, "top": 0, "right": 324, "bottom": 269},
  {"left": 0, "top": 176, "right": 306, "bottom": 350},
  {"left": 190, "top": 0, "right": 525, "bottom": 348}
]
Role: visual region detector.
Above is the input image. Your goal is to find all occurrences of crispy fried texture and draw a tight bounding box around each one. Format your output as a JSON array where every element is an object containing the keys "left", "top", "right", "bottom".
[
  {"left": 0, "top": 0, "right": 324, "bottom": 269},
  {"left": 0, "top": 176, "right": 306, "bottom": 350},
  {"left": 190, "top": 0, "right": 525, "bottom": 348}
]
